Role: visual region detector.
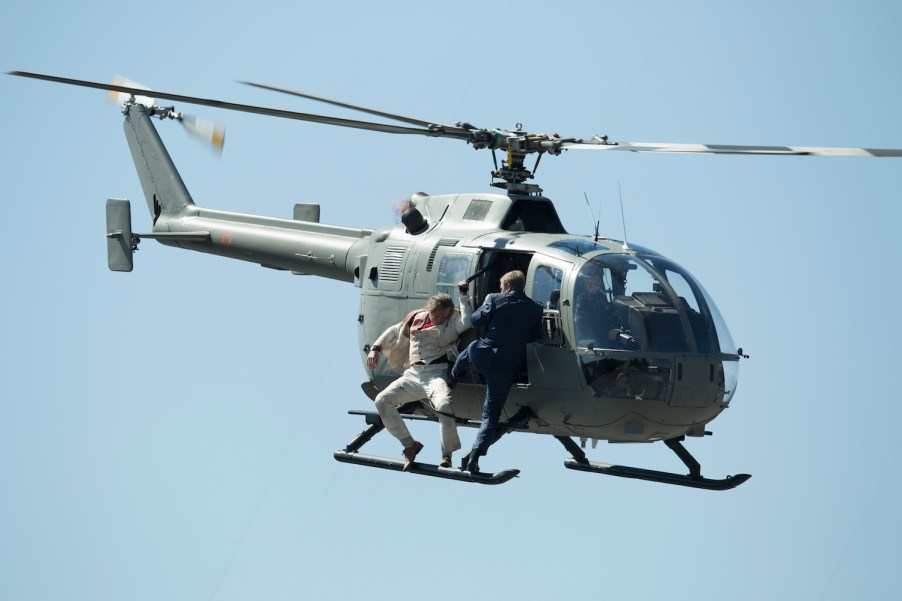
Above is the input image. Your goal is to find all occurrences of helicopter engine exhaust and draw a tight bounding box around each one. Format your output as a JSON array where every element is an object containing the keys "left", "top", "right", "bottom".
[{"left": 401, "top": 207, "right": 428, "bottom": 234}]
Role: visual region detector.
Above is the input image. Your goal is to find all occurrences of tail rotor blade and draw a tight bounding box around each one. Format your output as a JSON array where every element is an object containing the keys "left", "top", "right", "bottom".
[
  {"left": 178, "top": 114, "right": 226, "bottom": 154},
  {"left": 102, "top": 75, "right": 226, "bottom": 154}
]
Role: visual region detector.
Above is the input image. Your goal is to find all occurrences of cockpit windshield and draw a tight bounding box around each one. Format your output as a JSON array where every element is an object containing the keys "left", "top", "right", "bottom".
[{"left": 573, "top": 254, "right": 736, "bottom": 355}]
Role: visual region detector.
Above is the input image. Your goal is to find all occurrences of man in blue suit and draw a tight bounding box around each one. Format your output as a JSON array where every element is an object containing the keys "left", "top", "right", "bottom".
[{"left": 451, "top": 270, "right": 544, "bottom": 473}]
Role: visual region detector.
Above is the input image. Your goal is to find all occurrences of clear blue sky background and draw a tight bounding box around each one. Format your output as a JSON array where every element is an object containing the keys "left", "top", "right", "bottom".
[{"left": 2, "top": 2, "right": 901, "bottom": 600}]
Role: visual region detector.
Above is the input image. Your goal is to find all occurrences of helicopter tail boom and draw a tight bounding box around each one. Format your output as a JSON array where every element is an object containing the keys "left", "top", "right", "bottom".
[{"left": 113, "top": 99, "right": 372, "bottom": 281}]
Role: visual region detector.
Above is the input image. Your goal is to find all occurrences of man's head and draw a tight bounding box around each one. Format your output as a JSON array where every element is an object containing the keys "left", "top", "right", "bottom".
[
  {"left": 500, "top": 270, "right": 526, "bottom": 292},
  {"left": 582, "top": 272, "right": 602, "bottom": 295},
  {"left": 425, "top": 293, "right": 455, "bottom": 324}
]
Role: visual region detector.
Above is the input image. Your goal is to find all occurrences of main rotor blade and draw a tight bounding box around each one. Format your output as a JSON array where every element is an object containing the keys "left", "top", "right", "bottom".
[
  {"left": 17, "top": 71, "right": 899, "bottom": 161},
  {"left": 8, "top": 71, "right": 475, "bottom": 142},
  {"left": 239, "top": 80, "right": 469, "bottom": 134},
  {"left": 561, "top": 139, "right": 902, "bottom": 157}
]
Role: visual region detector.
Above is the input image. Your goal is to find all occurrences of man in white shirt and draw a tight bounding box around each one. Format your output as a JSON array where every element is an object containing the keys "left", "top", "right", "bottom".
[{"left": 366, "top": 286, "right": 473, "bottom": 470}]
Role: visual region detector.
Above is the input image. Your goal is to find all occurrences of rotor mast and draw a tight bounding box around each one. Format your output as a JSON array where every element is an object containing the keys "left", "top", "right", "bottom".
[
  {"left": 488, "top": 124, "right": 542, "bottom": 195},
  {"left": 467, "top": 125, "right": 583, "bottom": 196}
]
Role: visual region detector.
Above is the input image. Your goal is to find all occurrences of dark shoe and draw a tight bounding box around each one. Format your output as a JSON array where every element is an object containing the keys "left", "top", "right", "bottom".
[
  {"left": 468, "top": 457, "right": 480, "bottom": 473},
  {"left": 465, "top": 452, "right": 480, "bottom": 473},
  {"left": 402, "top": 441, "right": 424, "bottom": 471},
  {"left": 439, "top": 455, "right": 452, "bottom": 468}
]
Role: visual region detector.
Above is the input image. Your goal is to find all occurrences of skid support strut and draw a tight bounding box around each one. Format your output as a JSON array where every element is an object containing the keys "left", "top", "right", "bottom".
[
  {"left": 557, "top": 435, "right": 750, "bottom": 491},
  {"left": 340, "top": 402, "right": 419, "bottom": 453},
  {"left": 664, "top": 436, "right": 701, "bottom": 478}
]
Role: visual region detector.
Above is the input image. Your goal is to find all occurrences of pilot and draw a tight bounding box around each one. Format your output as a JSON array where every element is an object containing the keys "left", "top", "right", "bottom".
[
  {"left": 574, "top": 269, "right": 609, "bottom": 342},
  {"left": 450, "top": 270, "right": 544, "bottom": 473},
  {"left": 579, "top": 270, "right": 606, "bottom": 302},
  {"left": 366, "top": 287, "right": 473, "bottom": 470},
  {"left": 574, "top": 267, "right": 626, "bottom": 347}
]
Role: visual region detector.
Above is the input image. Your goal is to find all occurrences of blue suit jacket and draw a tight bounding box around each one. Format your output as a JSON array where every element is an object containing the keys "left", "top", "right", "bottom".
[{"left": 469, "top": 290, "right": 544, "bottom": 380}]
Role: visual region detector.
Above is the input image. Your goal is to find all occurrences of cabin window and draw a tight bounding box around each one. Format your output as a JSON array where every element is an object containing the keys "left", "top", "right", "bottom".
[
  {"left": 436, "top": 253, "right": 473, "bottom": 297},
  {"left": 533, "top": 263, "right": 563, "bottom": 309},
  {"left": 533, "top": 263, "right": 565, "bottom": 346}
]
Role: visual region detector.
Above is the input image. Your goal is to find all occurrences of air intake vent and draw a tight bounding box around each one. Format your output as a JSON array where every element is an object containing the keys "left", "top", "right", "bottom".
[
  {"left": 380, "top": 245, "right": 408, "bottom": 282},
  {"left": 426, "top": 238, "right": 459, "bottom": 272}
]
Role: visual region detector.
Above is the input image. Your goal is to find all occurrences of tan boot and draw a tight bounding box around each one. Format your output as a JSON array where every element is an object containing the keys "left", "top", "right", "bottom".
[
  {"left": 402, "top": 441, "right": 424, "bottom": 471},
  {"left": 439, "top": 455, "right": 452, "bottom": 468}
]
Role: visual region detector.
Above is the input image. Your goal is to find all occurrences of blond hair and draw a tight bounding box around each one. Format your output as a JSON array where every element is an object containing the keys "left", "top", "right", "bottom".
[{"left": 500, "top": 270, "right": 526, "bottom": 292}]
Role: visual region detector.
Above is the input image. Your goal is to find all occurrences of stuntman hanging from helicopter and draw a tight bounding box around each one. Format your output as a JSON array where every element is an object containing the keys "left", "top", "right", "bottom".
[{"left": 366, "top": 284, "right": 473, "bottom": 470}]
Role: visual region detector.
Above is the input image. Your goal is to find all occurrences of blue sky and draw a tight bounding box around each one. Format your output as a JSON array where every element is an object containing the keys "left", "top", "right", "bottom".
[{"left": 2, "top": 2, "right": 901, "bottom": 600}]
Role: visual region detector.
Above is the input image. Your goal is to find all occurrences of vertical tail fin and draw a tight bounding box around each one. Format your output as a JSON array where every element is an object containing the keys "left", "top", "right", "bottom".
[{"left": 122, "top": 103, "right": 195, "bottom": 221}]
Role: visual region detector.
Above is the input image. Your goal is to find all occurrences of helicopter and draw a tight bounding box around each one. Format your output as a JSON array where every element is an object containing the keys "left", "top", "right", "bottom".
[{"left": 10, "top": 70, "right": 902, "bottom": 491}]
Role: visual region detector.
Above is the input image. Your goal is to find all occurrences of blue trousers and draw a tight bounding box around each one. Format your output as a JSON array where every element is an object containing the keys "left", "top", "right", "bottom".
[
  {"left": 472, "top": 377, "right": 514, "bottom": 455},
  {"left": 452, "top": 342, "right": 514, "bottom": 456},
  {"left": 450, "top": 342, "right": 473, "bottom": 380}
]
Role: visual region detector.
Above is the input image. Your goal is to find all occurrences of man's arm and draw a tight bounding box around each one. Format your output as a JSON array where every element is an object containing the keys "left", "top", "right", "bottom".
[
  {"left": 470, "top": 293, "right": 496, "bottom": 327},
  {"left": 450, "top": 283, "right": 475, "bottom": 335},
  {"left": 367, "top": 320, "right": 403, "bottom": 369},
  {"left": 528, "top": 302, "right": 545, "bottom": 342}
]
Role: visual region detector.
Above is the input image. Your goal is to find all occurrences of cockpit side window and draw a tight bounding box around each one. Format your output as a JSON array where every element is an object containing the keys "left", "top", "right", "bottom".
[
  {"left": 574, "top": 258, "right": 631, "bottom": 350},
  {"left": 664, "top": 270, "right": 701, "bottom": 312},
  {"left": 574, "top": 255, "right": 689, "bottom": 353},
  {"left": 572, "top": 254, "right": 734, "bottom": 355},
  {"left": 641, "top": 256, "right": 722, "bottom": 354}
]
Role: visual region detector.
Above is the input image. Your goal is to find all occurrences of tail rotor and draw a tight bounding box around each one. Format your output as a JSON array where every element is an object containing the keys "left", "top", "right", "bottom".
[{"left": 107, "top": 75, "right": 225, "bottom": 154}]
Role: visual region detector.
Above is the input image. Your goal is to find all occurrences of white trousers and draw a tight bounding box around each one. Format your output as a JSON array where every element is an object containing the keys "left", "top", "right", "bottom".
[{"left": 374, "top": 364, "right": 461, "bottom": 456}]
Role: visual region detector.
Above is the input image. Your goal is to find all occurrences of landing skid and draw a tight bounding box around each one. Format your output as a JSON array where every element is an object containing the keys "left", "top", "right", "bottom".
[
  {"left": 333, "top": 451, "right": 519, "bottom": 484},
  {"left": 335, "top": 402, "right": 522, "bottom": 485},
  {"left": 556, "top": 436, "right": 751, "bottom": 491}
]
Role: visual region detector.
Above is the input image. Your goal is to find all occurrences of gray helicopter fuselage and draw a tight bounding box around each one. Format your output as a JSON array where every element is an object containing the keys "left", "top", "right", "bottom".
[
  {"left": 358, "top": 192, "right": 740, "bottom": 444},
  {"left": 121, "top": 101, "right": 740, "bottom": 446}
]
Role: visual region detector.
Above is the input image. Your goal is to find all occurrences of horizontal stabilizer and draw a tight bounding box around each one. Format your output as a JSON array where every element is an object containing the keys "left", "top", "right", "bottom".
[{"left": 133, "top": 231, "right": 211, "bottom": 242}]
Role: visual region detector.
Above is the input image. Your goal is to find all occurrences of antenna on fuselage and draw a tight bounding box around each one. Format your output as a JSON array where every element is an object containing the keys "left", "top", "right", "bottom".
[
  {"left": 618, "top": 182, "right": 629, "bottom": 251},
  {"left": 583, "top": 192, "right": 600, "bottom": 242}
]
